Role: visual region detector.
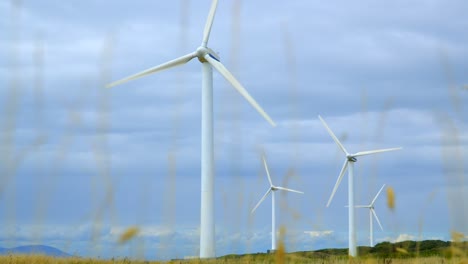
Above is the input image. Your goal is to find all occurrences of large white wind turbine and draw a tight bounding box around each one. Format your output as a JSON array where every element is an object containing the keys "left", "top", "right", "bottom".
[
  {"left": 318, "top": 115, "right": 400, "bottom": 257},
  {"left": 356, "top": 184, "right": 385, "bottom": 247},
  {"left": 251, "top": 155, "right": 303, "bottom": 252},
  {"left": 107, "top": 1, "right": 275, "bottom": 258}
]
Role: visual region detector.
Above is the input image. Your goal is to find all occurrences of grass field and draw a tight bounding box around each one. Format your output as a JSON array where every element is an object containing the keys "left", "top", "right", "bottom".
[{"left": 1, "top": 240, "right": 466, "bottom": 264}]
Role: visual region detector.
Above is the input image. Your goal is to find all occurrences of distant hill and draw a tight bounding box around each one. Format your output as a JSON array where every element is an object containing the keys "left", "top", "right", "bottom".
[
  {"left": 363, "top": 240, "right": 467, "bottom": 258},
  {"left": 218, "top": 240, "right": 467, "bottom": 261},
  {"left": 0, "top": 245, "right": 71, "bottom": 257}
]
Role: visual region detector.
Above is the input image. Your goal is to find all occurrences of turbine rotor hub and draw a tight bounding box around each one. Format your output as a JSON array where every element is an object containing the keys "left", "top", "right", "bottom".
[{"left": 196, "top": 46, "right": 208, "bottom": 62}]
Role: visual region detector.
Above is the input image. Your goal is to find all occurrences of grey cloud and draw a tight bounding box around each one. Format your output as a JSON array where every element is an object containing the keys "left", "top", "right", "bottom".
[{"left": 1, "top": 0, "right": 467, "bottom": 260}]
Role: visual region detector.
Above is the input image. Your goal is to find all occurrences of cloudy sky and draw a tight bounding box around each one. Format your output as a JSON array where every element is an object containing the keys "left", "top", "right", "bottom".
[{"left": 0, "top": 0, "right": 467, "bottom": 260}]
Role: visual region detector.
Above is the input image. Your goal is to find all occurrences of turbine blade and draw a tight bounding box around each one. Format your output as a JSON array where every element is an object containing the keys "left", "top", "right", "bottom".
[
  {"left": 353, "top": 147, "right": 402, "bottom": 157},
  {"left": 205, "top": 54, "right": 276, "bottom": 127},
  {"left": 326, "top": 159, "right": 348, "bottom": 207},
  {"left": 275, "top": 186, "right": 304, "bottom": 194},
  {"left": 251, "top": 189, "right": 272, "bottom": 214},
  {"left": 354, "top": 205, "right": 369, "bottom": 208},
  {"left": 370, "top": 184, "right": 386, "bottom": 206},
  {"left": 262, "top": 155, "right": 273, "bottom": 186},
  {"left": 202, "top": 0, "right": 219, "bottom": 46},
  {"left": 106, "top": 52, "right": 196, "bottom": 88},
  {"left": 372, "top": 209, "right": 384, "bottom": 231},
  {"left": 318, "top": 115, "right": 348, "bottom": 155}
]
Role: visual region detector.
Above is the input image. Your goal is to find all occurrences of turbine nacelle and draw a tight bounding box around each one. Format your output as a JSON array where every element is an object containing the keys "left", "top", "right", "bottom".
[
  {"left": 196, "top": 46, "right": 220, "bottom": 63},
  {"left": 347, "top": 155, "right": 357, "bottom": 162},
  {"left": 353, "top": 204, "right": 375, "bottom": 210}
]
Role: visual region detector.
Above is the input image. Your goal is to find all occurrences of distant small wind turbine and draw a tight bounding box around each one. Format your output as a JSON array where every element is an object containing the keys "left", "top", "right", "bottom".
[
  {"left": 318, "top": 115, "right": 401, "bottom": 257},
  {"left": 251, "top": 155, "right": 303, "bottom": 252},
  {"left": 355, "top": 184, "right": 386, "bottom": 247},
  {"left": 107, "top": 0, "right": 275, "bottom": 258}
]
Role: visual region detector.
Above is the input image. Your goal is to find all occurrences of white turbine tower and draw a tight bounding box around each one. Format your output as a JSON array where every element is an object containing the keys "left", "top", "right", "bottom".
[
  {"left": 356, "top": 184, "right": 385, "bottom": 247},
  {"left": 318, "top": 115, "right": 401, "bottom": 257},
  {"left": 107, "top": 1, "right": 276, "bottom": 258},
  {"left": 251, "top": 155, "right": 303, "bottom": 252}
]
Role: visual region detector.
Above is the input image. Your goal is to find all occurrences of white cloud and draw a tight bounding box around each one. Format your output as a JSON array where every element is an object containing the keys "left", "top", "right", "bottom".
[
  {"left": 304, "top": 230, "right": 334, "bottom": 238},
  {"left": 391, "top": 234, "right": 416, "bottom": 242}
]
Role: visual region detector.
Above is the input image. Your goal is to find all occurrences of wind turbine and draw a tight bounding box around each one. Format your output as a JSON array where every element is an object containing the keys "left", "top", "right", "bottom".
[
  {"left": 356, "top": 184, "right": 385, "bottom": 247},
  {"left": 318, "top": 115, "right": 401, "bottom": 257},
  {"left": 251, "top": 155, "right": 303, "bottom": 252},
  {"left": 107, "top": 1, "right": 276, "bottom": 258}
]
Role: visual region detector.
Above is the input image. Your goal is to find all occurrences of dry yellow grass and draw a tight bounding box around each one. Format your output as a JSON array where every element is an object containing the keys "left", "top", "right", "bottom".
[
  {"left": 386, "top": 186, "right": 395, "bottom": 210},
  {"left": 119, "top": 227, "right": 140, "bottom": 244}
]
